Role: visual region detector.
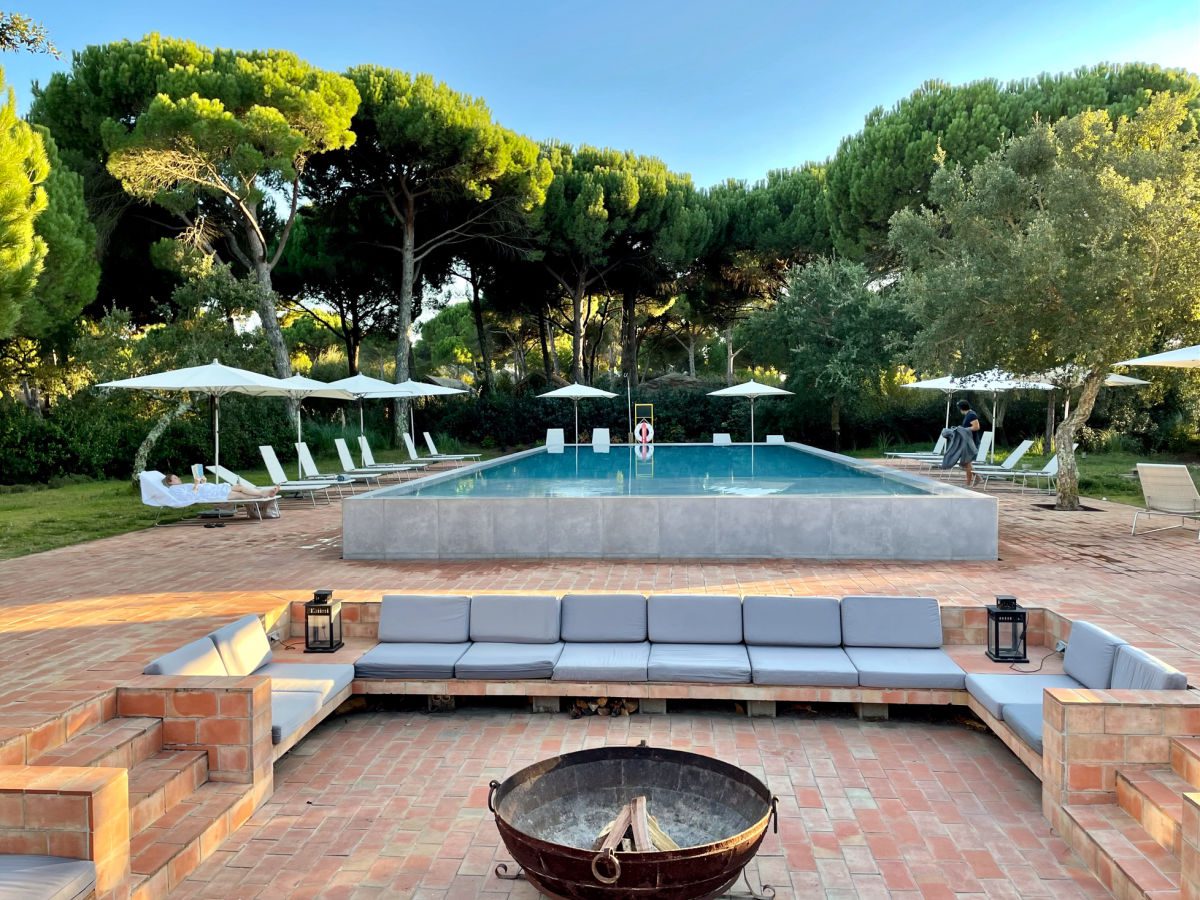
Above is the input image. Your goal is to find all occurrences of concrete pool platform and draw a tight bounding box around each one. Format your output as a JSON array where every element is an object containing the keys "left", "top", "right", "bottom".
[{"left": 341, "top": 443, "right": 998, "bottom": 561}]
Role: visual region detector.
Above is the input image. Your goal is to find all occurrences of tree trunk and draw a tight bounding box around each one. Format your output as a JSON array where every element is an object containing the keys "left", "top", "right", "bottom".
[
  {"left": 469, "top": 275, "right": 494, "bottom": 396},
  {"left": 831, "top": 396, "right": 842, "bottom": 451},
  {"left": 622, "top": 286, "right": 639, "bottom": 388},
  {"left": 1052, "top": 369, "right": 1105, "bottom": 510},
  {"left": 1044, "top": 392, "right": 1057, "bottom": 453},
  {"left": 570, "top": 274, "right": 585, "bottom": 383},
  {"left": 133, "top": 397, "right": 193, "bottom": 481},
  {"left": 393, "top": 204, "right": 415, "bottom": 440},
  {"left": 686, "top": 333, "right": 697, "bottom": 378},
  {"left": 538, "top": 311, "right": 552, "bottom": 380},
  {"left": 346, "top": 331, "right": 360, "bottom": 376},
  {"left": 724, "top": 325, "right": 736, "bottom": 385},
  {"left": 242, "top": 214, "right": 296, "bottom": 419}
]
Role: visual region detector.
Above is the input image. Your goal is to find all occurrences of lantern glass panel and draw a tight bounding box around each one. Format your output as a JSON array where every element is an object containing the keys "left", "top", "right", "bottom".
[{"left": 986, "top": 606, "right": 1028, "bottom": 663}]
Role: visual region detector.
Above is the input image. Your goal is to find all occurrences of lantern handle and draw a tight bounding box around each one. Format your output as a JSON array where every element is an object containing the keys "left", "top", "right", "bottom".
[{"left": 487, "top": 779, "right": 500, "bottom": 814}]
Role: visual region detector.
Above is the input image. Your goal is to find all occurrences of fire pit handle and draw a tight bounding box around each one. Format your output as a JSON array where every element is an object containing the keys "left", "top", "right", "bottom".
[
  {"left": 487, "top": 780, "right": 500, "bottom": 814},
  {"left": 770, "top": 796, "right": 779, "bottom": 834},
  {"left": 591, "top": 847, "right": 622, "bottom": 885}
]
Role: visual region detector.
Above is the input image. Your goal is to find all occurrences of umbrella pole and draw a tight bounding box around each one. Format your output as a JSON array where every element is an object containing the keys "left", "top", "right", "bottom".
[
  {"left": 574, "top": 399, "right": 579, "bottom": 446},
  {"left": 213, "top": 394, "right": 221, "bottom": 484},
  {"left": 297, "top": 401, "right": 304, "bottom": 481},
  {"left": 990, "top": 393, "right": 997, "bottom": 463},
  {"left": 359, "top": 400, "right": 364, "bottom": 437},
  {"left": 410, "top": 403, "right": 415, "bottom": 442},
  {"left": 944, "top": 393, "right": 951, "bottom": 429},
  {"left": 750, "top": 397, "right": 756, "bottom": 445}
]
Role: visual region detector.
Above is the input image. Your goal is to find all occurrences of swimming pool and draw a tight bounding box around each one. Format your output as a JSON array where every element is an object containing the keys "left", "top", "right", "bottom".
[{"left": 342, "top": 441, "right": 997, "bottom": 561}]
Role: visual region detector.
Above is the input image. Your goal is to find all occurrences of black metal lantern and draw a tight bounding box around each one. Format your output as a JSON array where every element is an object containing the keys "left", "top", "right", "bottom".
[
  {"left": 304, "top": 589, "right": 343, "bottom": 653},
  {"left": 986, "top": 595, "right": 1028, "bottom": 663}
]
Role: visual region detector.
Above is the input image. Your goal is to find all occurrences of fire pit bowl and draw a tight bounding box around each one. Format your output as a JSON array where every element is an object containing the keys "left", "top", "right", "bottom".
[{"left": 488, "top": 744, "right": 779, "bottom": 899}]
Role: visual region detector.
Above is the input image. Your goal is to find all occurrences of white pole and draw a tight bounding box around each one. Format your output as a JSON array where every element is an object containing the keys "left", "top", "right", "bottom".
[
  {"left": 359, "top": 399, "right": 364, "bottom": 437},
  {"left": 749, "top": 397, "right": 756, "bottom": 444},
  {"left": 213, "top": 394, "right": 221, "bottom": 484},
  {"left": 944, "top": 393, "right": 951, "bottom": 429},
  {"left": 410, "top": 402, "right": 415, "bottom": 442},
  {"left": 574, "top": 399, "right": 580, "bottom": 446},
  {"left": 296, "top": 400, "right": 304, "bottom": 481},
  {"left": 626, "top": 375, "right": 633, "bottom": 443},
  {"left": 990, "top": 393, "right": 997, "bottom": 463}
]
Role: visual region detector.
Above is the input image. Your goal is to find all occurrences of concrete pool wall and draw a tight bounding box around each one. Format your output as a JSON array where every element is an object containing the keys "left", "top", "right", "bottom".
[{"left": 341, "top": 443, "right": 998, "bottom": 561}]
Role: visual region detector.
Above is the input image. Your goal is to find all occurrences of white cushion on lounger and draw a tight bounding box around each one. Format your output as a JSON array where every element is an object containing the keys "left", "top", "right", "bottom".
[
  {"left": 0, "top": 855, "right": 96, "bottom": 900},
  {"left": 270, "top": 691, "right": 321, "bottom": 744},
  {"left": 748, "top": 646, "right": 858, "bottom": 686},
  {"left": 844, "top": 647, "right": 965, "bottom": 690},
  {"left": 355, "top": 643, "right": 472, "bottom": 680},
  {"left": 841, "top": 596, "right": 943, "bottom": 648},
  {"left": 143, "top": 636, "right": 227, "bottom": 676},
  {"left": 378, "top": 594, "right": 471, "bottom": 643},
  {"left": 1003, "top": 703, "right": 1045, "bottom": 753},
  {"left": 560, "top": 594, "right": 647, "bottom": 642},
  {"left": 254, "top": 662, "right": 353, "bottom": 703},
  {"left": 963, "top": 673, "right": 1081, "bottom": 719},
  {"left": 1110, "top": 643, "right": 1186, "bottom": 690},
  {"left": 470, "top": 595, "right": 561, "bottom": 643},
  {"left": 743, "top": 595, "right": 841, "bottom": 647},
  {"left": 209, "top": 614, "right": 273, "bottom": 676},
  {"left": 647, "top": 644, "right": 751, "bottom": 683},
  {"left": 455, "top": 642, "right": 564, "bottom": 679},
  {"left": 1062, "top": 621, "right": 1127, "bottom": 689},
  {"left": 553, "top": 643, "right": 651, "bottom": 681},
  {"left": 648, "top": 595, "right": 742, "bottom": 644}
]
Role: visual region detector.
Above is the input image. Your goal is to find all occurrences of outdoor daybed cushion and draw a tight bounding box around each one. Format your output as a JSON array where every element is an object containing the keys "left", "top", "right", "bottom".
[
  {"left": 356, "top": 643, "right": 472, "bottom": 679},
  {"left": 553, "top": 643, "right": 652, "bottom": 681},
  {"left": 1002, "top": 703, "right": 1045, "bottom": 754},
  {"left": 743, "top": 595, "right": 856, "bottom": 685},
  {"left": 747, "top": 646, "right": 858, "bottom": 686},
  {"left": 843, "top": 647, "right": 966, "bottom": 690},
  {"left": 470, "top": 594, "right": 561, "bottom": 643},
  {"left": 648, "top": 594, "right": 742, "bottom": 644},
  {"left": 0, "top": 854, "right": 95, "bottom": 900},
  {"left": 454, "top": 642, "right": 563, "bottom": 680},
  {"left": 378, "top": 594, "right": 471, "bottom": 643},
  {"left": 647, "top": 644, "right": 751, "bottom": 683},
  {"left": 255, "top": 662, "right": 353, "bottom": 704},
  {"left": 964, "top": 674, "right": 1081, "bottom": 719},
  {"left": 1110, "top": 643, "right": 1188, "bottom": 690},
  {"left": 209, "top": 614, "right": 274, "bottom": 676},
  {"left": 840, "top": 595, "right": 965, "bottom": 690},
  {"left": 560, "top": 593, "right": 647, "bottom": 642},
  {"left": 271, "top": 691, "right": 322, "bottom": 744},
  {"left": 143, "top": 635, "right": 228, "bottom": 676},
  {"left": 1062, "top": 621, "right": 1127, "bottom": 689}
]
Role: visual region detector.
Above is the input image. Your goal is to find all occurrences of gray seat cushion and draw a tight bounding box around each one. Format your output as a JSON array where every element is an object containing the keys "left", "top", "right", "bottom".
[
  {"left": 1110, "top": 644, "right": 1188, "bottom": 691},
  {"left": 841, "top": 596, "right": 942, "bottom": 648},
  {"left": 1063, "top": 621, "right": 1127, "bottom": 689},
  {"left": 379, "top": 594, "right": 471, "bottom": 642},
  {"left": 647, "top": 644, "right": 751, "bottom": 683},
  {"left": 964, "top": 673, "right": 1082, "bottom": 718},
  {"left": 0, "top": 855, "right": 96, "bottom": 900},
  {"left": 748, "top": 646, "right": 858, "bottom": 686},
  {"left": 254, "top": 662, "right": 354, "bottom": 703},
  {"left": 143, "top": 636, "right": 227, "bottom": 676},
  {"left": 743, "top": 595, "right": 842, "bottom": 647},
  {"left": 270, "top": 691, "right": 322, "bottom": 745},
  {"left": 648, "top": 595, "right": 743, "bottom": 644},
  {"left": 470, "top": 595, "right": 561, "bottom": 643},
  {"left": 209, "top": 614, "right": 273, "bottom": 676},
  {"left": 355, "top": 642, "right": 472, "bottom": 679},
  {"left": 553, "top": 643, "right": 651, "bottom": 681},
  {"left": 561, "top": 594, "right": 647, "bottom": 642},
  {"left": 1003, "top": 703, "right": 1045, "bottom": 753},
  {"left": 455, "top": 642, "right": 564, "bottom": 679},
  {"left": 844, "top": 647, "right": 965, "bottom": 689}
]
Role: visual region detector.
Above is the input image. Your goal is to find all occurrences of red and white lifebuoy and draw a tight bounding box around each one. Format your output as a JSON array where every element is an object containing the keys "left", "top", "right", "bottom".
[
  {"left": 634, "top": 420, "right": 654, "bottom": 444},
  {"left": 636, "top": 443, "right": 655, "bottom": 462}
]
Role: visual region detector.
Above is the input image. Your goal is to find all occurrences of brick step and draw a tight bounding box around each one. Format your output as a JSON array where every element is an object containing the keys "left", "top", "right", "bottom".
[
  {"left": 1170, "top": 737, "right": 1200, "bottom": 788},
  {"left": 30, "top": 716, "right": 161, "bottom": 770},
  {"left": 128, "top": 750, "right": 209, "bottom": 835},
  {"left": 129, "top": 780, "right": 257, "bottom": 900},
  {"left": 1117, "top": 767, "right": 1193, "bottom": 856},
  {"left": 1062, "top": 803, "right": 1181, "bottom": 899}
]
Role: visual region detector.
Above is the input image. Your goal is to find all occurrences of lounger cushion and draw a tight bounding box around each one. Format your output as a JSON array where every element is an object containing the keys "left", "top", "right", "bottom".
[
  {"left": 455, "top": 642, "right": 564, "bottom": 679},
  {"left": 470, "top": 595, "right": 560, "bottom": 643},
  {"left": 1110, "top": 644, "right": 1188, "bottom": 691},
  {"left": 254, "top": 662, "right": 354, "bottom": 703},
  {"left": 647, "top": 595, "right": 742, "bottom": 644},
  {"left": 553, "top": 642, "right": 651, "bottom": 681},
  {"left": 843, "top": 647, "right": 965, "bottom": 689},
  {"left": 0, "top": 854, "right": 96, "bottom": 900},
  {"left": 560, "top": 594, "right": 647, "bottom": 642},
  {"left": 378, "top": 594, "right": 471, "bottom": 643},
  {"left": 1062, "top": 622, "right": 1127, "bottom": 689},
  {"left": 743, "top": 595, "right": 841, "bottom": 647},
  {"left": 964, "top": 673, "right": 1082, "bottom": 719},
  {"left": 841, "top": 596, "right": 943, "bottom": 648},
  {"left": 1003, "top": 703, "right": 1045, "bottom": 754},
  {"left": 270, "top": 690, "right": 322, "bottom": 745},
  {"left": 209, "top": 614, "right": 273, "bottom": 676},
  {"left": 748, "top": 646, "right": 858, "bottom": 686},
  {"left": 647, "top": 644, "right": 751, "bottom": 683},
  {"left": 143, "top": 636, "right": 227, "bottom": 676},
  {"left": 354, "top": 642, "right": 472, "bottom": 680}
]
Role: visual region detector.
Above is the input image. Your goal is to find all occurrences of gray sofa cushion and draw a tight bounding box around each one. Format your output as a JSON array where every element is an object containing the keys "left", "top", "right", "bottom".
[
  {"left": 143, "top": 636, "right": 227, "bottom": 676},
  {"left": 743, "top": 595, "right": 841, "bottom": 647},
  {"left": 647, "top": 595, "right": 742, "bottom": 644},
  {"left": 378, "top": 594, "right": 471, "bottom": 643},
  {"left": 270, "top": 691, "right": 322, "bottom": 745},
  {"left": 748, "top": 646, "right": 858, "bottom": 686},
  {"left": 254, "top": 662, "right": 354, "bottom": 703},
  {"left": 647, "top": 644, "right": 751, "bottom": 683},
  {"left": 355, "top": 642, "right": 472, "bottom": 679},
  {"left": 0, "top": 855, "right": 95, "bottom": 900},
  {"left": 553, "top": 642, "right": 651, "bottom": 681},
  {"left": 1063, "top": 621, "right": 1127, "bottom": 689},
  {"left": 470, "top": 595, "right": 560, "bottom": 643},
  {"left": 209, "top": 614, "right": 273, "bottom": 676},
  {"left": 964, "top": 673, "right": 1082, "bottom": 719},
  {"left": 1003, "top": 703, "right": 1045, "bottom": 753},
  {"left": 455, "top": 642, "right": 564, "bottom": 679},
  {"left": 844, "top": 647, "right": 965, "bottom": 689},
  {"left": 560, "top": 594, "right": 647, "bottom": 642},
  {"left": 841, "top": 596, "right": 942, "bottom": 648},
  {"left": 1110, "top": 644, "right": 1188, "bottom": 691}
]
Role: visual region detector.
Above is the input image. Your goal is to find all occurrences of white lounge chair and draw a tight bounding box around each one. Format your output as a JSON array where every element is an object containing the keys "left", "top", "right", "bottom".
[
  {"left": 886, "top": 435, "right": 947, "bottom": 459},
  {"left": 1014, "top": 450, "right": 1067, "bottom": 493},
  {"left": 334, "top": 438, "right": 415, "bottom": 479},
  {"left": 206, "top": 463, "right": 330, "bottom": 508},
  {"left": 256, "top": 447, "right": 339, "bottom": 504},
  {"left": 424, "top": 432, "right": 481, "bottom": 463},
  {"left": 546, "top": 428, "right": 565, "bottom": 454},
  {"left": 294, "top": 442, "right": 375, "bottom": 489},
  {"left": 592, "top": 428, "right": 610, "bottom": 453},
  {"left": 1133, "top": 463, "right": 1200, "bottom": 540},
  {"left": 402, "top": 432, "right": 472, "bottom": 466},
  {"left": 359, "top": 435, "right": 428, "bottom": 472},
  {"left": 765, "top": 434, "right": 785, "bottom": 445},
  {"left": 713, "top": 433, "right": 732, "bottom": 445},
  {"left": 973, "top": 439, "right": 1035, "bottom": 486},
  {"left": 138, "top": 469, "right": 269, "bottom": 525}
]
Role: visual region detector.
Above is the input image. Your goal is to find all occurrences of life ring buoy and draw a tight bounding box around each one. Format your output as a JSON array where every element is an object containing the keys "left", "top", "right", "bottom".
[
  {"left": 634, "top": 421, "right": 654, "bottom": 444},
  {"left": 636, "top": 443, "right": 655, "bottom": 462}
]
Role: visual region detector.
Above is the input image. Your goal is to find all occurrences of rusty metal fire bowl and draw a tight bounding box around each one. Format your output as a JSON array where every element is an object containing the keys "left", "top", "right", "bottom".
[{"left": 488, "top": 744, "right": 779, "bottom": 899}]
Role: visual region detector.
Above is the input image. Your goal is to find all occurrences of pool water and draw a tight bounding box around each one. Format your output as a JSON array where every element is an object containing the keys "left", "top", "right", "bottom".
[{"left": 388, "top": 444, "right": 930, "bottom": 498}]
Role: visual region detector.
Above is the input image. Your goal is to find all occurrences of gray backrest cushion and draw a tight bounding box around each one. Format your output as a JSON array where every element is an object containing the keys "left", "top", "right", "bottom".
[
  {"left": 1110, "top": 644, "right": 1187, "bottom": 691},
  {"left": 743, "top": 596, "right": 841, "bottom": 647},
  {"left": 841, "top": 596, "right": 942, "bottom": 648},
  {"left": 1063, "top": 621, "right": 1128, "bottom": 689},
  {"left": 648, "top": 595, "right": 742, "bottom": 644},
  {"left": 379, "top": 594, "right": 471, "bottom": 643},
  {"left": 470, "top": 594, "right": 561, "bottom": 643},
  {"left": 143, "top": 636, "right": 228, "bottom": 676},
  {"left": 561, "top": 594, "right": 647, "bottom": 642},
  {"left": 209, "top": 614, "right": 273, "bottom": 675}
]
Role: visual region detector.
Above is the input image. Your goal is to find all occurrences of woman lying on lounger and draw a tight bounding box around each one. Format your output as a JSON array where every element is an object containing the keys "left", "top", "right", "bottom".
[{"left": 162, "top": 473, "right": 280, "bottom": 502}]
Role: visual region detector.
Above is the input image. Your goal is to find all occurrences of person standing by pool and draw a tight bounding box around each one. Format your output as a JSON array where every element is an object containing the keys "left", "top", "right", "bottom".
[{"left": 957, "top": 399, "right": 982, "bottom": 486}]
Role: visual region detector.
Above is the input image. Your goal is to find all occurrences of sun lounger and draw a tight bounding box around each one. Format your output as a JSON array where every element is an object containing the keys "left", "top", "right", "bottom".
[
  {"left": 592, "top": 427, "right": 610, "bottom": 453},
  {"left": 765, "top": 434, "right": 785, "bottom": 445},
  {"left": 1014, "top": 449, "right": 1070, "bottom": 492},
  {"left": 1133, "top": 463, "right": 1200, "bottom": 540},
  {"left": 257, "top": 447, "right": 339, "bottom": 504},
  {"left": 424, "top": 432, "right": 481, "bottom": 463},
  {"left": 359, "top": 434, "right": 428, "bottom": 472},
  {"left": 972, "top": 439, "right": 1034, "bottom": 485},
  {"left": 886, "top": 435, "right": 946, "bottom": 459},
  {"left": 205, "top": 464, "right": 328, "bottom": 509},
  {"left": 138, "top": 469, "right": 269, "bottom": 524},
  {"left": 295, "top": 442, "right": 377, "bottom": 488},
  {"left": 334, "top": 438, "right": 417, "bottom": 479},
  {"left": 546, "top": 428, "right": 565, "bottom": 454},
  {"left": 713, "top": 433, "right": 732, "bottom": 445},
  {"left": 402, "top": 432, "right": 473, "bottom": 466}
]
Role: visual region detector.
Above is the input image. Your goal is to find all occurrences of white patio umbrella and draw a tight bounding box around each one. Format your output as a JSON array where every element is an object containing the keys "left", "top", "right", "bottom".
[
  {"left": 362, "top": 379, "right": 467, "bottom": 438},
  {"left": 1117, "top": 345, "right": 1200, "bottom": 368},
  {"left": 97, "top": 359, "right": 290, "bottom": 482},
  {"left": 707, "top": 379, "right": 794, "bottom": 444},
  {"left": 274, "top": 375, "right": 355, "bottom": 478},
  {"left": 324, "top": 373, "right": 402, "bottom": 436},
  {"left": 1040, "top": 366, "right": 1151, "bottom": 418},
  {"left": 537, "top": 383, "right": 618, "bottom": 445},
  {"left": 956, "top": 370, "right": 1056, "bottom": 462},
  {"left": 901, "top": 375, "right": 960, "bottom": 428}
]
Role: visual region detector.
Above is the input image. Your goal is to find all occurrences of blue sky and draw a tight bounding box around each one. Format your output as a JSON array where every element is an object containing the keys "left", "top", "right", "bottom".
[{"left": 5, "top": 0, "right": 1198, "bottom": 187}]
